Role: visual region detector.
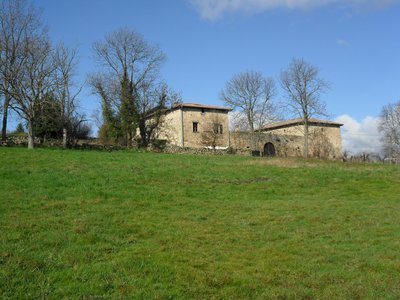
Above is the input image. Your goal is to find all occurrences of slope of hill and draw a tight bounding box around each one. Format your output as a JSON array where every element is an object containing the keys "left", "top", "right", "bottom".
[{"left": 1, "top": 148, "right": 399, "bottom": 299}]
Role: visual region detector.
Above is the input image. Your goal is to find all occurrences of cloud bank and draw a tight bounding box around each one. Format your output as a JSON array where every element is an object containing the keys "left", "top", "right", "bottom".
[
  {"left": 335, "top": 114, "right": 382, "bottom": 155},
  {"left": 190, "top": 0, "right": 399, "bottom": 20}
]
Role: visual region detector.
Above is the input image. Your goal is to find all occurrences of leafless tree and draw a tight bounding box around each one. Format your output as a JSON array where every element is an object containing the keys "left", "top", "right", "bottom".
[
  {"left": 0, "top": 0, "right": 45, "bottom": 142},
  {"left": 8, "top": 37, "right": 56, "bottom": 148},
  {"left": 90, "top": 28, "right": 165, "bottom": 147},
  {"left": 53, "top": 42, "right": 83, "bottom": 148},
  {"left": 220, "top": 70, "right": 276, "bottom": 149},
  {"left": 380, "top": 101, "right": 400, "bottom": 158},
  {"left": 228, "top": 111, "right": 249, "bottom": 132},
  {"left": 280, "top": 58, "right": 329, "bottom": 158}
]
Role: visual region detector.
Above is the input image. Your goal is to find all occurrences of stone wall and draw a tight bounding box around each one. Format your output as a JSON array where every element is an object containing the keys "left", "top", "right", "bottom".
[
  {"left": 263, "top": 123, "right": 342, "bottom": 159},
  {"left": 0, "top": 135, "right": 41, "bottom": 147},
  {"left": 160, "top": 145, "right": 250, "bottom": 156},
  {"left": 156, "top": 107, "right": 230, "bottom": 149},
  {"left": 230, "top": 131, "right": 303, "bottom": 157},
  {"left": 155, "top": 109, "right": 183, "bottom": 146},
  {"left": 230, "top": 124, "right": 342, "bottom": 160},
  {"left": 182, "top": 108, "right": 229, "bottom": 148}
]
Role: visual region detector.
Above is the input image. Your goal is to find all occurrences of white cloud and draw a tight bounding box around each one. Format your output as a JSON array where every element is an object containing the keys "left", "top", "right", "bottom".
[
  {"left": 190, "top": 0, "right": 399, "bottom": 20},
  {"left": 335, "top": 114, "right": 383, "bottom": 155}
]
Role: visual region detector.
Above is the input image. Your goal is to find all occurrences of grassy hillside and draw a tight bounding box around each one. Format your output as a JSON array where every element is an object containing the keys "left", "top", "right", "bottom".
[{"left": 1, "top": 148, "right": 400, "bottom": 299}]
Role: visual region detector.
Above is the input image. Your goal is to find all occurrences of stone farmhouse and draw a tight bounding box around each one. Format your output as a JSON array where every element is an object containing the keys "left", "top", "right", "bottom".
[
  {"left": 155, "top": 103, "right": 343, "bottom": 159},
  {"left": 156, "top": 103, "right": 231, "bottom": 148}
]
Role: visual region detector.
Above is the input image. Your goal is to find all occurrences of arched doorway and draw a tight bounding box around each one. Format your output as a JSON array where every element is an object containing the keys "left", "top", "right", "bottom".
[{"left": 264, "top": 142, "right": 276, "bottom": 157}]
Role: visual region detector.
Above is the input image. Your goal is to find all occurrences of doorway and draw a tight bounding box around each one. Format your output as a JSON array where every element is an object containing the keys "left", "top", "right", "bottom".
[{"left": 264, "top": 142, "right": 276, "bottom": 157}]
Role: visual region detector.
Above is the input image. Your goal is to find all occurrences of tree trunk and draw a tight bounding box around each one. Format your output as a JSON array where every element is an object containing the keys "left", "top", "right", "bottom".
[
  {"left": 126, "top": 131, "right": 132, "bottom": 148},
  {"left": 251, "top": 130, "right": 258, "bottom": 151},
  {"left": 247, "top": 113, "right": 257, "bottom": 150},
  {"left": 304, "top": 119, "right": 309, "bottom": 159},
  {"left": 1, "top": 94, "right": 10, "bottom": 141},
  {"left": 27, "top": 120, "right": 35, "bottom": 149},
  {"left": 62, "top": 127, "right": 68, "bottom": 149},
  {"left": 139, "top": 118, "right": 147, "bottom": 148}
]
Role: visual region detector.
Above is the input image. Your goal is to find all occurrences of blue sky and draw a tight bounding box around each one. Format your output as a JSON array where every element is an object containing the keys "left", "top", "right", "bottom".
[{"left": 22, "top": 0, "right": 400, "bottom": 152}]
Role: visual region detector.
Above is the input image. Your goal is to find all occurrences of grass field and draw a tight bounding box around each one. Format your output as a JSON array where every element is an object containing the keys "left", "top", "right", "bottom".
[{"left": 1, "top": 148, "right": 400, "bottom": 299}]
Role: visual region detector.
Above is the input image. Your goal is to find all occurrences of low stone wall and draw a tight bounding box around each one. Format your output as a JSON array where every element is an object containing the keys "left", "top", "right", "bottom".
[
  {"left": 1, "top": 135, "right": 264, "bottom": 157},
  {"left": 159, "top": 145, "right": 251, "bottom": 156},
  {"left": 230, "top": 131, "right": 303, "bottom": 157},
  {"left": 1, "top": 136, "right": 92, "bottom": 149},
  {"left": 0, "top": 135, "right": 38, "bottom": 147}
]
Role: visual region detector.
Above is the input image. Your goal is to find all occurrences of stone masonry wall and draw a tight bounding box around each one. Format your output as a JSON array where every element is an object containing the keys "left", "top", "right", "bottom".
[
  {"left": 230, "top": 132, "right": 303, "bottom": 157},
  {"left": 157, "top": 107, "right": 230, "bottom": 149},
  {"left": 263, "top": 124, "right": 342, "bottom": 159},
  {"left": 182, "top": 108, "right": 229, "bottom": 148},
  {"left": 155, "top": 109, "right": 183, "bottom": 146},
  {"left": 156, "top": 108, "right": 342, "bottom": 159},
  {"left": 230, "top": 123, "right": 342, "bottom": 159}
]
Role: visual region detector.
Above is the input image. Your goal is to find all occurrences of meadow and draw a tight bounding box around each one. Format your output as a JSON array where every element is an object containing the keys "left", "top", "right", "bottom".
[{"left": 1, "top": 148, "right": 400, "bottom": 299}]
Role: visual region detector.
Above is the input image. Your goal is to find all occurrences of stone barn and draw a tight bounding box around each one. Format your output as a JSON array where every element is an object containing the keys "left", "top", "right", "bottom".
[{"left": 230, "top": 118, "right": 343, "bottom": 159}]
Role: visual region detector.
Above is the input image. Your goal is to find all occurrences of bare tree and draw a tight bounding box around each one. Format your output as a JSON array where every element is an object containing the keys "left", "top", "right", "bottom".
[
  {"left": 228, "top": 111, "right": 249, "bottom": 132},
  {"left": 380, "top": 101, "right": 400, "bottom": 158},
  {"left": 7, "top": 36, "right": 55, "bottom": 149},
  {"left": 0, "top": 0, "right": 44, "bottom": 142},
  {"left": 280, "top": 58, "right": 329, "bottom": 158},
  {"left": 53, "top": 42, "right": 83, "bottom": 148},
  {"left": 90, "top": 28, "right": 165, "bottom": 147},
  {"left": 220, "top": 70, "right": 276, "bottom": 149}
]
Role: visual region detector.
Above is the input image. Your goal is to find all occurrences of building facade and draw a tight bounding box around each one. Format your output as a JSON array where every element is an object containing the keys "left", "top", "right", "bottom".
[
  {"left": 156, "top": 103, "right": 231, "bottom": 149},
  {"left": 156, "top": 103, "right": 343, "bottom": 159},
  {"left": 230, "top": 118, "right": 343, "bottom": 159}
]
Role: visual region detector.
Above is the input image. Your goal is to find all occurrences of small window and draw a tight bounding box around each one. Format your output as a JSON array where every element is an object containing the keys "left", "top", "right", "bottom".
[
  {"left": 214, "top": 123, "right": 223, "bottom": 134},
  {"left": 213, "top": 123, "right": 223, "bottom": 134},
  {"left": 193, "top": 122, "right": 198, "bottom": 133}
]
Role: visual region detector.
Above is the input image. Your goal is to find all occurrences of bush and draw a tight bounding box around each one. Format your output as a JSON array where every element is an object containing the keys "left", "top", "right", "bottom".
[{"left": 150, "top": 139, "right": 167, "bottom": 151}]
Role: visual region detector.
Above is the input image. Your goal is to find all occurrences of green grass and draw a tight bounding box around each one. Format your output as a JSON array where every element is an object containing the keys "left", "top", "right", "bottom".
[{"left": 1, "top": 148, "right": 400, "bottom": 299}]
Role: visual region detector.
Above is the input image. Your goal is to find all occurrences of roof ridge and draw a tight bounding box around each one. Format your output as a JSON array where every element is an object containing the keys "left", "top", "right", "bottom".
[
  {"left": 260, "top": 118, "right": 343, "bottom": 130},
  {"left": 172, "top": 102, "right": 232, "bottom": 111}
]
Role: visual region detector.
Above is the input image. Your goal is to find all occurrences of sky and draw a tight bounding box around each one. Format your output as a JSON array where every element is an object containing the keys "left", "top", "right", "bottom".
[{"left": 13, "top": 0, "right": 400, "bottom": 154}]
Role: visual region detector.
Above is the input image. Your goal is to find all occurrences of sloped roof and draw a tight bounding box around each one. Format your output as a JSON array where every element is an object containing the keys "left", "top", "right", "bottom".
[
  {"left": 259, "top": 118, "right": 343, "bottom": 131},
  {"left": 172, "top": 102, "right": 232, "bottom": 111}
]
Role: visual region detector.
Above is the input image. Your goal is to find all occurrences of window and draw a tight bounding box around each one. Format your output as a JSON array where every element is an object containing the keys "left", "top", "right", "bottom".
[
  {"left": 213, "top": 123, "right": 223, "bottom": 134},
  {"left": 193, "top": 122, "right": 198, "bottom": 133}
]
